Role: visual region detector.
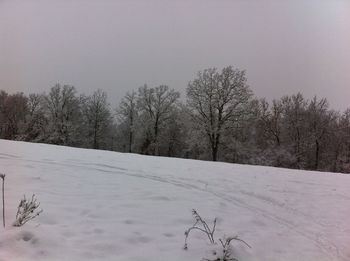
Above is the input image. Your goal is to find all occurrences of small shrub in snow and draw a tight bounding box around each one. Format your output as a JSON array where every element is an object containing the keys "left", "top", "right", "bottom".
[
  {"left": 13, "top": 194, "right": 43, "bottom": 227},
  {"left": 184, "top": 209, "right": 251, "bottom": 261}
]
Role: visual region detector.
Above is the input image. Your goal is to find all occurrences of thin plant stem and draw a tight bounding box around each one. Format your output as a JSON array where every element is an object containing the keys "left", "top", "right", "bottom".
[
  {"left": 0, "top": 174, "right": 5, "bottom": 228},
  {"left": 2, "top": 178, "right": 4, "bottom": 227}
]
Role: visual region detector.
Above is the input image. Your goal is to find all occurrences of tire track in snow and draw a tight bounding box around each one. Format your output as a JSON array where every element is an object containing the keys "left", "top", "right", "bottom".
[
  {"left": 80, "top": 163, "right": 344, "bottom": 261},
  {"left": 173, "top": 175, "right": 343, "bottom": 261}
]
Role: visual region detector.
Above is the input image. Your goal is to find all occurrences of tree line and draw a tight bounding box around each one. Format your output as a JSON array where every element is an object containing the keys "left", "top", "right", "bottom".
[{"left": 1, "top": 66, "right": 349, "bottom": 173}]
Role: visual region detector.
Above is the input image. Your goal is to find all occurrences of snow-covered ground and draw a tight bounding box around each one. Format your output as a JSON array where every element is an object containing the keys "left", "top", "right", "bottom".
[{"left": 0, "top": 139, "right": 349, "bottom": 261}]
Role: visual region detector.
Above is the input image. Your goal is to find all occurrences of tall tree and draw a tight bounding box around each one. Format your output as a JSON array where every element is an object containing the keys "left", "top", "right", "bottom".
[
  {"left": 305, "top": 96, "right": 331, "bottom": 170},
  {"left": 44, "top": 84, "right": 81, "bottom": 145},
  {"left": 116, "top": 91, "right": 138, "bottom": 153},
  {"left": 186, "top": 66, "right": 252, "bottom": 161},
  {"left": 137, "top": 84, "right": 180, "bottom": 155},
  {"left": 82, "top": 90, "right": 112, "bottom": 149},
  {"left": 0, "top": 92, "right": 28, "bottom": 140},
  {"left": 0, "top": 91, "right": 9, "bottom": 138},
  {"left": 339, "top": 110, "right": 350, "bottom": 172},
  {"left": 281, "top": 93, "right": 308, "bottom": 168},
  {"left": 327, "top": 109, "right": 350, "bottom": 173},
  {"left": 158, "top": 104, "right": 189, "bottom": 157},
  {"left": 24, "top": 93, "right": 47, "bottom": 141},
  {"left": 259, "top": 99, "right": 283, "bottom": 147}
]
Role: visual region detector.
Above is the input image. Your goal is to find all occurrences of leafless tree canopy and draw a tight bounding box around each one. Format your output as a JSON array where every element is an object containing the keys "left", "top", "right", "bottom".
[
  {"left": 1, "top": 66, "right": 350, "bottom": 173},
  {"left": 187, "top": 66, "right": 252, "bottom": 161}
]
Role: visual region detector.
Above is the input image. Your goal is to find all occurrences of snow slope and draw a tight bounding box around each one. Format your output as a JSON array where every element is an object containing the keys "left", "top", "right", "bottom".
[{"left": 0, "top": 139, "right": 349, "bottom": 261}]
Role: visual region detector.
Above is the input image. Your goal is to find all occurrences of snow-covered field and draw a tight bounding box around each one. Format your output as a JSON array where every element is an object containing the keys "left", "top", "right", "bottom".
[{"left": 0, "top": 139, "right": 349, "bottom": 261}]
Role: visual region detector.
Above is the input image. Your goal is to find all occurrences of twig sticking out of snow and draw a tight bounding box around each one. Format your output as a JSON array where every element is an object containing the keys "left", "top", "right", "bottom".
[
  {"left": 184, "top": 209, "right": 251, "bottom": 261},
  {"left": 219, "top": 236, "right": 251, "bottom": 250},
  {"left": 13, "top": 194, "right": 43, "bottom": 227},
  {"left": 0, "top": 173, "right": 5, "bottom": 228},
  {"left": 205, "top": 237, "right": 252, "bottom": 261},
  {"left": 184, "top": 209, "right": 217, "bottom": 250}
]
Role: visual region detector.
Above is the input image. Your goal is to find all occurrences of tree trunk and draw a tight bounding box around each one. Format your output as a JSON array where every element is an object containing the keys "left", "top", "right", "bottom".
[
  {"left": 128, "top": 130, "right": 133, "bottom": 153},
  {"left": 295, "top": 129, "right": 301, "bottom": 168},
  {"left": 128, "top": 115, "right": 133, "bottom": 153},
  {"left": 211, "top": 134, "right": 220, "bottom": 162},
  {"left": 212, "top": 145, "right": 218, "bottom": 161},
  {"left": 93, "top": 124, "right": 98, "bottom": 149},
  {"left": 275, "top": 135, "right": 280, "bottom": 147},
  {"left": 154, "top": 119, "right": 159, "bottom": 156},
  {"left": 315, "top": 139, "right": 319, "bottom": 170}
]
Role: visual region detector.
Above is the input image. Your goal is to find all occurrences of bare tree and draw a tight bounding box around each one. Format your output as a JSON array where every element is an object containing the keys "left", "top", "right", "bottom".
[
  {"left": 0, "top": 92, "right": 28, "bottom": 140},
  {"left": 281, "top": 93, "right": 308, "bottom": 168},
  {"left": 137, "top": 84, "right": 180, "bottom": 155},
  {"left": 259, "top": 99, "right": 283, "bottom": 147},
  {"left": 187, "top": 66, "right": 252, "bottom": 161},
  {"left": 44, "top": 84, "right": 81, "bottom": 145},
  {"left": 306, "top": 96, "right": 331, "bottom": 170},
  {"left": 0, "top": 91, "right": 8, "bottom": 137},
  {"left": 159, "top": 104, "right": 189, "bottom": 157},
  {"left": 24, "top": 93, "right": 47, "bottom": 141},
  {"left": 334, "top": 109, "right": 350, "bottom": 172},
  {"left": 82, "top": 90, "right": 112, "bottom": 149},
  {"left": 116, "top": 91, "right": 138, "bottom": 153}
]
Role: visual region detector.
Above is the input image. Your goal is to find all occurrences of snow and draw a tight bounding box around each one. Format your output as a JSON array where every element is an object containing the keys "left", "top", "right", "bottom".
[{"left": 0, "top": 139, "right": 349, "bottom": 261}]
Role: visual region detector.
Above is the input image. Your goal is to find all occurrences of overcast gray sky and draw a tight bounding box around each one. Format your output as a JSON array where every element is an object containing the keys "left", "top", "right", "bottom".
[{"left": 1, "top": 0, "right": 349, "bottom": 110}]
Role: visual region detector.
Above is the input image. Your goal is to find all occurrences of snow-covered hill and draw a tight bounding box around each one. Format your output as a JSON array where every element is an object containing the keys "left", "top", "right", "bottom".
[{"left": 0, "top": 139, "right": 349, "bottom": 261}]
